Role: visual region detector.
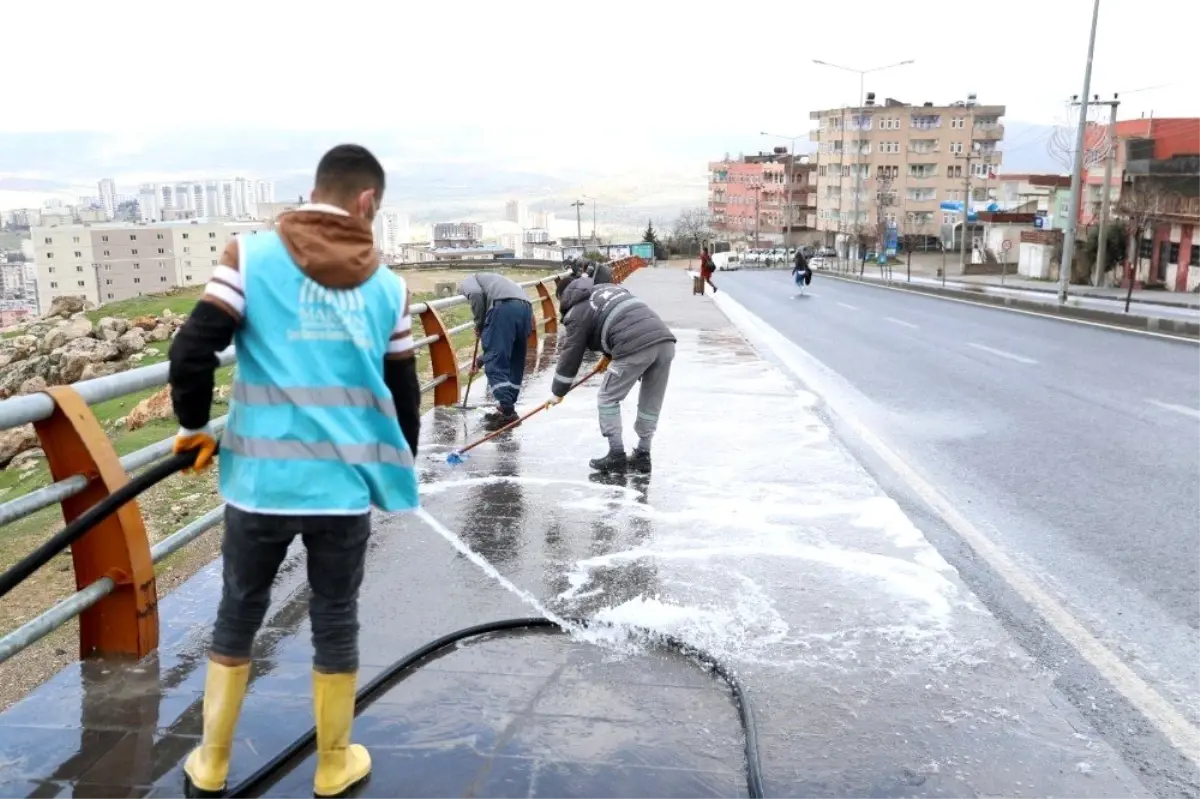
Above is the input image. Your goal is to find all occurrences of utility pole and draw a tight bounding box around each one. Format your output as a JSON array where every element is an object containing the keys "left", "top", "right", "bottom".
[
  {"left": 571, "top": 200, "right": 584, "bottom": 251},
  {"left": 1086, "top": 94, "right": 1121, "bottom": 287},
  {"left": 1059, "top": 0, "right": 1103, "bottom": 303},
  {"left": 752, "top": 182, "right": 762, "bottom": 248},
  {"left": 956, "top": 150, "right": 976, "bottom": 275}
]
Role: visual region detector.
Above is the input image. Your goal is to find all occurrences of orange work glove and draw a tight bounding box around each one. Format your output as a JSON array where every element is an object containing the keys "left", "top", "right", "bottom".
[
  {"left": 173, "top": 427, "right": 218, "bottom": 474},
  {"left": 597, "top": 356, "right": 611, "bottom": 373}
]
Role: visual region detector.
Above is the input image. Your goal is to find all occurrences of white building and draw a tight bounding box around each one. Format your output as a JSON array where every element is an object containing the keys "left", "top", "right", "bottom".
[
  {"left": 98, "top": 179, "right": 117, "bottom": 220},
  {"left": 373, "top": 209, "right": 410, "bottom": 258},
  {"left": 135, "top": 177, "right": 275, "bottom": 222},
  {"left": 505, "top": 199, "right": 526, "bottom": 227},
  {"left": 255, "top": 180, "right": 276, "bottom": 204}
]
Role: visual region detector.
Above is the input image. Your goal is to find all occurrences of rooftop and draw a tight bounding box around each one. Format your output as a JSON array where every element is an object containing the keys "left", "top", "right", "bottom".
[{"left": 31, "top": 218, "right": 269, "bottom": 232}]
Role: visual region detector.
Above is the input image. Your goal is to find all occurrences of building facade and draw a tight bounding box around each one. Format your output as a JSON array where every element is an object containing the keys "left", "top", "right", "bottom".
[
  {"left": 432, "top": 222, "right": 483, "bottom": 248},
  {"left": 32, "top": 219, "right": 269, "bottom": 309},
  {"left": 809, "top": 95, "right": 1006, "bottom": 252},
  {"left": 98, "top": 178, "right": 117, "bottom": 221},
  {"left": 136, "top": 178, "right": 277, "bottom": 222},
  {"left": 373, "top": 209, "right": 410, "bottom": 258},
  {"left": 708, "top": 153, "right": 816, "bottom": 246}
]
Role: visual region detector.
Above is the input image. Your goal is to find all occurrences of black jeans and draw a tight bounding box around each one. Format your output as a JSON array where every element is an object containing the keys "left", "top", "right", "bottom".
[{"left": 211, "top": 505, "right": 371, "bottom": 673}]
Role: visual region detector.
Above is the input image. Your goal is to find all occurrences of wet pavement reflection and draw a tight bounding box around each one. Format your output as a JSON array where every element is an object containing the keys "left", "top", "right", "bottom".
[{"left": 0, "top": 268, "right": 1148, "bottom": 798}]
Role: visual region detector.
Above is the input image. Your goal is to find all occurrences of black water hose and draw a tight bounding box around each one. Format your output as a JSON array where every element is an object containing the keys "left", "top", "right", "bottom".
[{"left": 0, "top": 448, "right": 765, "bottom": 799}]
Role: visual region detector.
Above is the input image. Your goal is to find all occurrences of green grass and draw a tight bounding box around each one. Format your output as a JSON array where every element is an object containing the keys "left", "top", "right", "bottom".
[{"left": 84, "top": 287, "right": 204, "bottom": 324}]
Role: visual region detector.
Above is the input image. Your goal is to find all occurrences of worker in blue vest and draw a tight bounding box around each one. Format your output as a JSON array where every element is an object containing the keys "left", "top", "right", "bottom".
[
  {"left": 167, "top": 144, "right": 421, "bottom": 798},
  {"left": 459, "top": 272, "right": 533, "bottom": 430}
]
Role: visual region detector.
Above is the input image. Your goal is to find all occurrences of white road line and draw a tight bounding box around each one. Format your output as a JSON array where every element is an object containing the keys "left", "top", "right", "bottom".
[
  {"left": 837, "top": 302, "right": 858, "bottom": 310},
  {"left": 816, "top": 271, "right": 1200, "bottom": 344},
  {"left": 709, "top": 288, "right": 1200, "bottom": 768},
  {"left": 884, "top": 316, "right": 918, "bottom": 329},
  {"left": 1147, "top": 399, "right": 1200, "bottom": 420},
  {"left": 967, "top": 342, "right": 1039, "bottom": 364}
]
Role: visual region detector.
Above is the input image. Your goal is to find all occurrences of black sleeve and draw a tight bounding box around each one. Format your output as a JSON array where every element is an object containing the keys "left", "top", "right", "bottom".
[
  {"left": 168, "top": 300, "right": 237, "bottom": 431},
  {"left": 384, "top": 357, "right": 421, "bottom": 457},
  {"left": 552, "top": 307, "right": 591, "bottom": 398}
]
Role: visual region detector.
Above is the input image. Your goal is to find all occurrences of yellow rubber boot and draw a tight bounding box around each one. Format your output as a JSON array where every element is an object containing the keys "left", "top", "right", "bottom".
[
  {"left": 312, "top": 670, "right": 371, "bottom": 798},
  {"left": 183, "top": 660, "right": 251, "bottom": 797}
]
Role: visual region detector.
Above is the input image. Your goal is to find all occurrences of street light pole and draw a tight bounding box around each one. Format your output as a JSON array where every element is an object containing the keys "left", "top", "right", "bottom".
[
  {"left": 571, "top": 200, "right": 584, "bottom": 251},
  {"left": 813, "top": 58, "right": 915, "bottom": 264},
  {"left": 1058, "top": 0, "right": 1102, "bottom": 304}
]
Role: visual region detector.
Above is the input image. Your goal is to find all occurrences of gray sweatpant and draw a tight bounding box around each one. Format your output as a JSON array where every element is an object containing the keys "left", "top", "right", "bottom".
[{"left": 597, "top": 340, "right": 675, "bottom": 452}]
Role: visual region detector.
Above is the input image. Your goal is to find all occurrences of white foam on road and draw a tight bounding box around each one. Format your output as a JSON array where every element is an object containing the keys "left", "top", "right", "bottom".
[{"left": 1147, "top": 399, "right": 1200, "bottom": 420}]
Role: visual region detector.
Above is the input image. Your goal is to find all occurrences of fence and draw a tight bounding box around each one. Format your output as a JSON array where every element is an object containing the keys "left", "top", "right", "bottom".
[{"left": 0, "top": 257, "right": 645, "bottom": 667}]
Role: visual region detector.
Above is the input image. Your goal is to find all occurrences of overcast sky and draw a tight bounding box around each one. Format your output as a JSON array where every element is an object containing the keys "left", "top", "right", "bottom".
[{"left": 3, "top": 0, "right": 1196, "bottom": 179}]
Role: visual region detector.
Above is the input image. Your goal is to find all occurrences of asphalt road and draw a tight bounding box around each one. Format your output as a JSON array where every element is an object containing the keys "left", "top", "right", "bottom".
[{"left": 716, "top": 268, "right": 1200, "bottom": 794}]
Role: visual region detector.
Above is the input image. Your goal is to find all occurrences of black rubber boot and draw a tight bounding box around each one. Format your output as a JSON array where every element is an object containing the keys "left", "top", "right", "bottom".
[
  {"left": 589, "top": 449, "right": 627, "bottom": 473},
  {"left": 483, "top": 408, "right": 519, "bottom": 432},
  {"left": 628, "top": 448, "right": 652, "bottom": 474}
]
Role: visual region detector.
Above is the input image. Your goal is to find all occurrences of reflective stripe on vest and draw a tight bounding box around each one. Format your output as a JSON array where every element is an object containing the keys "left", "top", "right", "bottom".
[
  {"left": 222, "top": 431, "right": 414, "bottom": 468},
  {"left": 600, "top": 296, "right": 646, "bottom": 353},
  {"left": 233, "top": 382, "right": 396, "bottom": 418}
]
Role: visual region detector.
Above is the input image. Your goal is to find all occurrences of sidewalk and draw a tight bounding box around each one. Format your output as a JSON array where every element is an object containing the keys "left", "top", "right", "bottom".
[{"left": 0, "top": 268, "right": 1145, "bottom": 797}]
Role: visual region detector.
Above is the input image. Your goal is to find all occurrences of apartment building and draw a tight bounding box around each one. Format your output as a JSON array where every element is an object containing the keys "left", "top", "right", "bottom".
[
  {"left": 373, "top": 209, "right": 410, "bottom": 258},
  {"left": 810, "top": 94, "right": 1006, "bottom": 249},
  {"left": 432, "top": 222, "right": 482, "bottom": 248},
  {"left": 708, "top": 152, "right": 817, "bottom": 246},
  {"left": 33, "top": 219, "right": 268, "bottom": 309},
  {"left": 137, "top": 178, "right": 276, "bottom": 222}
]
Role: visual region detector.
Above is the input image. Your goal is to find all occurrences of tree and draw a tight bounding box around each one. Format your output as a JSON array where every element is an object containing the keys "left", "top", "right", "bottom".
[
  {"left": 671, "top": 208, "right": 714, "bottom": 257},
  {"left": 1115, "top": 177, "right": 1176, "bottom": 311},
  {"left": 1084, "top": 219, "right": 1127, "bottom": 281},
  {"left": 642, "top": 219, "right": 667, "bottom": 260},
  {"left": 583, "top": 250, "right": 610, "bottom": 263}
]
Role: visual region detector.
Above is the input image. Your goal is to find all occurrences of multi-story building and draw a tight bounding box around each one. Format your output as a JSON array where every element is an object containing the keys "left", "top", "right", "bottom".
[
  {"left": 373, "top": 209, "right": 410, "bottom": 258},
  {"left": 32, "top": 218, "right": 268, "bottom": 309},
  {"left": 708, "top": 152, "right": 817, "bottom": 246},
  {"left": 505, "top": 199, "right": 526, "bottom": 227},
  {"left": 135, "top": 178, "right": 277, "bottom": 223},
  {"left": 809, "top": 94, "right": 1006, "bottom": 253},
  {"left": 98, "top": 179, "right": 117, "bottom": 220},
  {"left": 432, "top": 222, "right": 482, "bottom": 248}
]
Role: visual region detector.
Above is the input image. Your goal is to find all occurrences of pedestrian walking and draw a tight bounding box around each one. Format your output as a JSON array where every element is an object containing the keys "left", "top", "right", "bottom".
[
  {"left": 167, "top": 144, "right": 422, "bottom": 798},
  {"left": 699, "top": 245, "right": 718, "bottom": 293},
  {"left": 458, "top": 272, "right": 534, "bottom": 431},
  {"left": 547, "top": 276, "right": 676, "bottom": 474}
]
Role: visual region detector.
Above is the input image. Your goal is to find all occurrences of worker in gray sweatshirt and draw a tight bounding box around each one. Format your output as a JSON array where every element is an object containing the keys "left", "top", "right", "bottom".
[{"left": 458, "top": 272, "right": 533, "bottom": 430}]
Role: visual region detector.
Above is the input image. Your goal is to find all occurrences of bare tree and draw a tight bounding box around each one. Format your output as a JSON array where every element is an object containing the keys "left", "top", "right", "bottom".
[
  {"left": 1047, "top": 100, "right": 1112, "bottom": 174},
  {"left": 1115, "top": 176, "right": 1176, "bottom": 311},
  {"left": 672, "top": 208, "right": 714, "bottom": 256}
]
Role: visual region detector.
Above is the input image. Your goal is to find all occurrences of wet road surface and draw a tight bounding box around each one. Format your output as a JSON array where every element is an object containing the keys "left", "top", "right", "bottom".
[
  {"left": 715, "top": 268, "right": 1200, "bottom": 795},
  {"left": 0, "top": 267, "right": 1148, "bottom": 797}
]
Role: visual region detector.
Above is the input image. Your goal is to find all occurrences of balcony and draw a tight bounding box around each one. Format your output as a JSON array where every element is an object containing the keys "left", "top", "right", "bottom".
[
  {"left": 809, "top": 129, "right": 822, "bottom": 142},
  {"left": 974, "top": 125, "right": 1004, "bottom": 140}
]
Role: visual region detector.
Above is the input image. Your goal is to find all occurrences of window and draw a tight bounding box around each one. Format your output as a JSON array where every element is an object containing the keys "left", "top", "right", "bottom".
[
  {"left": 948, "top": 165, "right": 963, "bottom": 179},
  {"left": 73, "top": 250, "right": 82, "bottom": 257},
  {"left": 102, "top": 235, "right": 109, "bottom": 242},
  {"left": 104, "top": 250, "right": 110, "bottom": 256},
  {"left": 133, "top": 277, "right": 141, "bottom": 284},
  {"left": 1138, "top": 237, "right": 1153, "bottom": 259},
  {"left": 942, "top": 213, "right": 958, "bottom": 225},
  {"left": 107, "top": 293, "right": 113, "bottom": 300},
  {"left": 951, "top": 117, "right": 965, "bottom": 129},
  {"left": 185, "top": 260, "right": 192, "bottom": 267},
  {"left": 881, "top": 141, "right": 900, "bottom": 154},
  {"left": 76, "top": 265, "right": 83, "bottom": 272},
  {"left": 1191, "top": 245, "right": 1200, "bottom": 267},
  {"left": 1168, "top": 242, "right": 1180, "bottom": 265},
  {"left": 47, "top": 267, "right": 55, "bottom": 274},
  {"left": 104, "top": 264, "right": 111, "bottom": 270},
  {"left": 185, "top": 275, "right": 192, "bottom": 282},
  {"left": 208, "top": 232, "right": 216, "bottom": 238},
  {"left": 158, "top": 248, "right": 165, "bottom": 254},
  {"left": 211, "top": 259, "right": 218, "bottom": 266},
  {"left": 160, "top": 276, "right": 168, "bottom": 282},
  {"left": 73, "top": 236, "right": 80, "bottom": 243},
  {"left": 210, "top": 245, "right": 217, "bottom": 252},
  {"left": 949, "top": 142, "right": 963, "bottom": 154},
  {"left": 133, "top": 263, "right": 140, "bottom": 269},
  {"left": 46, "top": 252, "right": 53, "bottom": 259},
  {"left": 50, "top": 281, "right": 58, "bottom": 288},
  {"left": 182, "top": 233, "right": 189, "bottom": 239},
  {"left": 184, "top": 246, "right": 190, "bottom": 253},
  {"left": 129, "top": 234, "right": 137, "bottom": 240},
  {"left": 77, "top": 280, "right": 85, "bottom": 287},
  {"left": 44, "top": 237, "right": 52, "bottom": 244},
  {"left": 131, "top": 249, "right": 139, "bottom": 255},
  {"left": 156, "top": 233, "right": 164, "bottom": 240},
  {"left": 106, "top": 279, "right": 112, "bottom": 285}
]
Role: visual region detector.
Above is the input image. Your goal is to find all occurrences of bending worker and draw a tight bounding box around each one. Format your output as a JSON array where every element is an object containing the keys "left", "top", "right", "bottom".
[
  {"left": 459, "top": 272, "right": 533, "bottom": 430},
  {"left": 548, "top": 274, "right": 675, "bottom": 474},
  {"left": 167, "top": 144, "right": 422, "bottom": 798}
]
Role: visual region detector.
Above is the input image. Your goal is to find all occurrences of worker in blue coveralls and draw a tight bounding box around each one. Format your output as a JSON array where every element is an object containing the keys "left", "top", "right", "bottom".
[
  {"left": 167, "top": 144, "right": 421, "bottom": 798},
  {"left": 459, "top": 272, "right": 534, "bottom": 430}
]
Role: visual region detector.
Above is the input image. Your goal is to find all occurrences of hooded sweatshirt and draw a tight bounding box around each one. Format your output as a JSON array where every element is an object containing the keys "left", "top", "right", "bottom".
[
  {"left": 552, "top": 277, "right": 675, "bottom": 398},
  {"left": 168, "top": 203, "right": 422, "bottom": 456},
  {"left": 457, "top": 272, "right": 530, "bottom": 332}
]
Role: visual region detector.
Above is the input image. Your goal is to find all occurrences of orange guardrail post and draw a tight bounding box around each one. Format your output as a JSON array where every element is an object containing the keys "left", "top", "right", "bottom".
[
  {"left": 417, "top": 304, "right": 462, "bottom": 407},
  {"left": 535, "top": 281, "right": 557, "bottom": 335},
  {"left": 32, "top": 386, "right": 158, "bottom": 659}
]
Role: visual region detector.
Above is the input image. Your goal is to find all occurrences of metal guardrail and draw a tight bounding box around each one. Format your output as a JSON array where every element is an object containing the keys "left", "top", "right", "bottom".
[{"left": 0, "top": 257, "right": 646, "bottom": 666}]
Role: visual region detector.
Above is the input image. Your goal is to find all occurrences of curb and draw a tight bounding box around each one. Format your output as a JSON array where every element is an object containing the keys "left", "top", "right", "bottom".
[{"left": 815, "top": 270, "right": 1200, "bottom": 341}]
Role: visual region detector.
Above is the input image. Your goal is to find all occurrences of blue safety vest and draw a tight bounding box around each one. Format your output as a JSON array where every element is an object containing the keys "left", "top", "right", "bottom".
[{"left": 219, "top": 232, "right": 419, "bottom": 515}]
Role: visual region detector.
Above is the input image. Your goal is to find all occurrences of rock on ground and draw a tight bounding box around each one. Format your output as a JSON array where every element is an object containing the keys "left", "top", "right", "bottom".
[
  {"left": 0, "top": 425, "right": 39, "bottom": 470},
  {"left": 125, "top": 386, "right": 173, "bottom": 431}
]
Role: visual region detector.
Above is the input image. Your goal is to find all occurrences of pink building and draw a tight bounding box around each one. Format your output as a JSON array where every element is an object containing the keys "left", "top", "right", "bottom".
[{"left": 708, "top": 152, "right": 816, "bottom": 246}]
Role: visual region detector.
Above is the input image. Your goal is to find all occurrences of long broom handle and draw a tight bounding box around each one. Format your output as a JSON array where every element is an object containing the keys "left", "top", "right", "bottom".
[
  {"left": 454, "top": 361, "right": 605, "bottom": 457},
  {"left": 460, "top": 337, "right": 481, "bottom": 408}
]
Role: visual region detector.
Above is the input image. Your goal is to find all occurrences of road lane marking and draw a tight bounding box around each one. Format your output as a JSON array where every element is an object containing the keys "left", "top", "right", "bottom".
[
  {"left": 709, "top": 288, "right": 1200, "bottom": 768},
  {"left": 814, "top": 271, "right": 1199, "bottom": 344},
  {"left": 884, "top": 316, "right": 918, "bottom": 329},
  {"left": 967, "top": 342, "right": 1039, "bottom": 364},
  {"left": 837, "top": 302, "right": 858, "bottom": 310},
  {"left": 1147, "top": 399, "right": 1200, "bottom": 420}
]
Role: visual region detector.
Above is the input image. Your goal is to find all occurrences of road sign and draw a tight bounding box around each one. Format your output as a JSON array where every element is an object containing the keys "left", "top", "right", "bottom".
[{"left": 1002, "top": 240, "right": 1012, "bottom": 251}]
